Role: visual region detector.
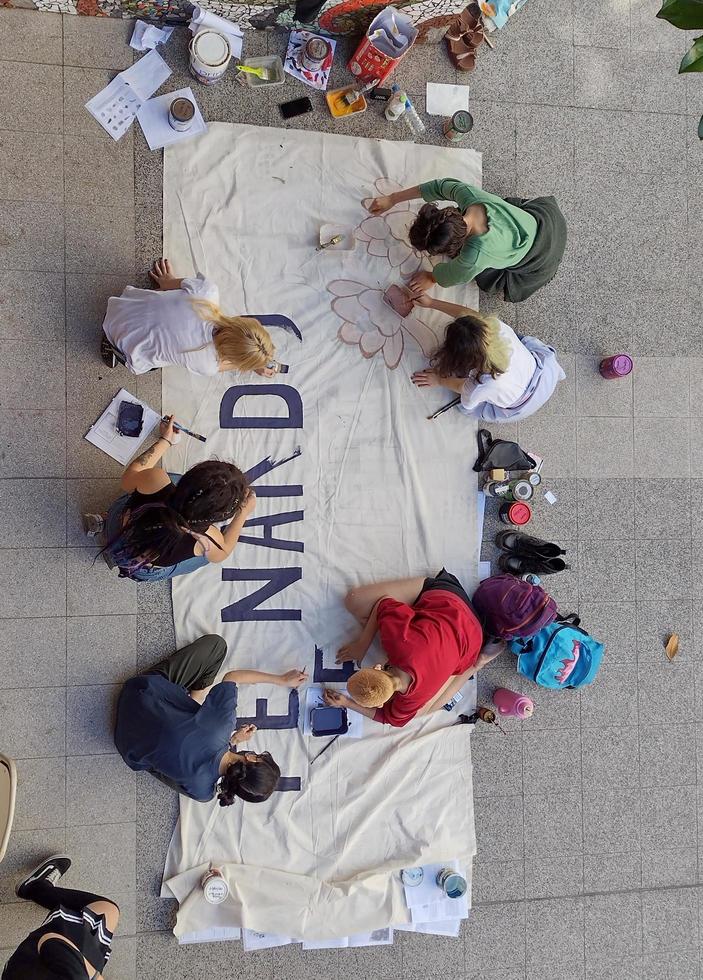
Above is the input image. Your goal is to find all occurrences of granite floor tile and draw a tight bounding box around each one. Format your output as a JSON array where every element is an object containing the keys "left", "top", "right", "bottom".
[
  {"left": 0, "top": 131, "right": 63, "bottom": 204},
  {"left": 524, "top": 854, "right": 584, "bottom": 900},
  {"left": 0, "top": 200, "right": 64, "bottom": 272},
  {"left": 630, "top": 0, "right": 692, "bottom": 52},
  {"left": 641, "top": 847, "right": 698, "bottom": 889},
  {"left": 66, "top": 547, "right": 136, "bottom": 616},
  {"left": 63, "top": 16, "right": 133, "bottom": 70},
  {"left": 639, "top": 723, "right": 697, "bottom": 788},
  {"left": 65, "top": 204, "right": 135, "bottom": 276},
  {"left": 471, "top": 856, "right": 526, "bottom": 905},
  {"left": 578, "top": 539, "right": 635, "bottom": 601},
  {"left": 582, "top": 726, "right": 639, "bottom": 788},
  {"left": 637, "top": 599, "right": 692, "bottom": 663},
  {"left": 0, "top": 828, "right": 67, "bottom": 904},
  {"left": 633, "top": 357, "right": 690, "bottom": 417},
  {"left": 0, "top": 60, "right": 63, "bottom": 133},
  {"left": 66, "top": 477, "right": 122, "bottom": 547},
  {"left": 640, "top": 785, "right": 697, "bottom": 850},
  {"left": 401, "top": 930, "right": 465, "bottom": 980},
  {"left": 66, "top": 684, "right": 120, "bottom": 756},
  {"left": 464, "top": 901, "right": 526, "bottom": 977},
  {"left": 574, "top": 108, "right": 687, "bottom": 176},
  {"left": 137, "top": 932, "right": 274, "bottom": 980},
  {"left": 472, "top": 42, "right": 574, "bottom": 106},
  {"left": 641, "top": 950, "right": 700, "bottom": 980},
  {"left": 584, "top": 892, "right": 642, "bottom": 964},
  {"left": 516, "top": 416, "right": 577, "bottom": 478},
  {"left": 0, "top": 8, "right": 63, "bottom": 64},
  {"left": 67, "top": 614, "right": 137, "bottom": 685},
  {"left": 581, "top": 665, "right": 638, "bottom": 728},
  {"left": 12, "top": 756, "right": 66, "bottom": 832},
  {"left": 64, "top": 132, "right": 135, "bottom": 208},
  {"left": 635, "top": 539, "right": 691, "bottom": 601},
  {"left": 0, "top": 687, "right": 65, "bottom": 758},
  {"left": 523, "top": 792, "right": 583, "bottom": 857},
  {"left": 0, "top": 340, "right": 66, "bottom": 411},
  {"left": 0, "top": 615, "right": 66, "bottom": 689},
  {"left": 577, "top": 478, "right": 634, "bottom": 538},
  {"left": 638, "top": 664, "right": 696, "bottom": 724},
  {"left": 573, "top": 0, "right": 630, "bottom": 46},
  {"left": 575, "top": 355, "right": 632, "bottom": 417},
  {"left": 578, "top": 600, "right": 637, "bottom": 661},
  {"left": 641, "top": 888, "right": 698, "bottom": 954},
  {"left": 634, "top": 478, "right": 691, "bottom": 538},
  {"left": 523, "top": 729, "right": 581, "bottom": 796},
  {"left": 64, "top": 821, "right": 136, "bottom": 933},
  {"left": 0, "top": 270, "right": 65, "bottom": 341},
  {"left": 0, "top": 547, "right": 66, "bottom": 618},
  {"left": 66, "top": 754, "right": 136, "bottom": 825},
  {"left": 583, "top": 786, "right": 641, "bottom": 853},
  {"left": 0, "top": 477, "right": 66, "bottom": 547},
  {"left": 633, "top": 418, "right": 690, "bottom": 478},
  {"left": 525, "top": 898, "right": 584, "bottom": 976},
  {"left": 474, "top": 795, "right": 524, "bottom": 863},
  {"left": 576, "top": 417, "right": 634, "bottom": 479},
  {"left": 583, "top": 851, "right": 642, "bottom": 894},
  {"left": 0, "top": 409, "right": 66, "bottom": 477},
  {"left": 0, "top": 903, "right": 54, "bottom": 951},
  {"left": 471, "top": 725, "right": 523, "bottom": 797}
]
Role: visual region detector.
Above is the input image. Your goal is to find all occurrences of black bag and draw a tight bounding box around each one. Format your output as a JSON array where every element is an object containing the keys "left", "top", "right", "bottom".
[{"left": 473, "top": 428, "right": 536, "bottom": 473}]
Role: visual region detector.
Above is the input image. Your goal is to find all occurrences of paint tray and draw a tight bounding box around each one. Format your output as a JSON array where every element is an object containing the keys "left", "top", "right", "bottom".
[
  {"left": 319, "top": 224, "right": 355, "bottom": 251},
  {"left": 326, "top": 87, "right": 368, "bottom": 118},
  {"left": 239, "top": 55, "right": 285, "bottom": 87}
]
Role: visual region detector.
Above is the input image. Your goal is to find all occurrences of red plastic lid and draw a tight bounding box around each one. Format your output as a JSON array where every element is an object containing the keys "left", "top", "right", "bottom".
[{"left": 508, "top": 502, "right": 532, "bottom": 526}]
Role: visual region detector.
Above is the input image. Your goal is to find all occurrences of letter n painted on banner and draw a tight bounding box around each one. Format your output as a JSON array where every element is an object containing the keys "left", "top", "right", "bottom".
[{"left": 221, "top": 567, "right": 302, "bottom": 622}]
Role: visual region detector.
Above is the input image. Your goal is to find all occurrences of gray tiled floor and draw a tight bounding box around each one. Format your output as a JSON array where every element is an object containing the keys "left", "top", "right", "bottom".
[{"left": 0, "top": 2, "right": 701, "bottom": 978}]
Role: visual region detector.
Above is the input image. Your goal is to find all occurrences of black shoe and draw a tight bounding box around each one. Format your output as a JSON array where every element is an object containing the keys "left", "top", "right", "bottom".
[
  {"left": 100, "top": 332, "right": 126, "bottom": 369},
  {"left": 498, "top": 553, "right": 568, "bottom": 576},
  {"left": 16, "top": 856, "right": 71, "bottom": 899},
  {"left": 495, "top": 530, "right": 566, "bottom": 560}
]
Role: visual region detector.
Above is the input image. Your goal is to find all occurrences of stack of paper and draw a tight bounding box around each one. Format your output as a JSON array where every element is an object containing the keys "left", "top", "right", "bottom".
[
  {"left": 400, "top": 859, "right": 470, "bottom": 933},
  {"left": 130, "top": 20, "right": 174, "bottom": 51},
  {"left": 137, "top": 86, "right": 207, "bottom": 151},
  {"left": 84, "top": 389, "right": 161, "bottom": 465},
  {"left": 85, "top": 49, "right": 171, "bottom": 141}
]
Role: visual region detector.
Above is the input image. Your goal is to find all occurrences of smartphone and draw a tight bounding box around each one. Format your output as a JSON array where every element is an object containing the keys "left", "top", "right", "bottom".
[
  {"left": 116, "top": 400, "right": 144, "bottom": 438},
  {"left": 280, "top": 97, "right": 314, "bottom": 120},
  {"left": 311, "top": 706, "right": 349, "bottom": 737},
  {"left": 383, "top": 284, "right": 414, "bottom": 319}
]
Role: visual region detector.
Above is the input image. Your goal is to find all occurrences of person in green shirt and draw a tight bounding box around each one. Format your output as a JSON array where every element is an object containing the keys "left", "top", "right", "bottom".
[{"left": 366, "top": 178, "right": 566, "bottom": 303}]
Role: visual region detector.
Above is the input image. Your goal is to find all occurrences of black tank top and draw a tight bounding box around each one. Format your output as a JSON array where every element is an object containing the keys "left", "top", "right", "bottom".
[{"left": 127, "top": 482, "right": 196, "bottom": 566}]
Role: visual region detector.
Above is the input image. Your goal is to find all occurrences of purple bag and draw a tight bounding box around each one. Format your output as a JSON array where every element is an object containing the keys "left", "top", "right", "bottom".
[{"left": 472, "top": 574, "right": 558, "bottom": 640}]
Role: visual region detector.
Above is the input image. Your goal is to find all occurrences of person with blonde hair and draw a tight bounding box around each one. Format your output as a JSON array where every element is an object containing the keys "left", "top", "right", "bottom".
[
  {"left": 410, "top": 296, "right": 564, "bottom": 422},
  {"left": 100, "top": 258, "right": 277, "bottom": 376},
  {"left": 323, "top": 570, "right": 502, "bottom": 728}
]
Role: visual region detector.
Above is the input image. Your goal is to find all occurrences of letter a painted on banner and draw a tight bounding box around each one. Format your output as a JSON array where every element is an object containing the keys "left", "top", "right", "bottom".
[
  {"left": 240, "top": 511, "right": 304, "bottom": 553},
  {"left": 220, "top": 385, "right": 303, "bottom": 429},
  {"left": 221, "top": 567, "right": 302, "bottom": 621}
]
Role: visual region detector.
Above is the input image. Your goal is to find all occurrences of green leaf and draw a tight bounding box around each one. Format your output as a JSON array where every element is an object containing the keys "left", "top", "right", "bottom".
[
  {"left": 679, "top": 34, "right": 703, "bottom": 71},
  {"left": 657, "top": 0, "right": 703, "bottom": 29},
  {"left": 699, "top": 114, "right": 703, "bottom": 139}
]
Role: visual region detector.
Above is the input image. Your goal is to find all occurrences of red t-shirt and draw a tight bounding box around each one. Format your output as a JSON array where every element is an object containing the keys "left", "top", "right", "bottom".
[{"left": 373, "top": 589, "right": 483, "bottom": 728}]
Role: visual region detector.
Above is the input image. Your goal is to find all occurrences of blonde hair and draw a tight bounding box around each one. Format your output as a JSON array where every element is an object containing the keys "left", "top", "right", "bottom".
[
  {"left": 347, "top": 668, "right": 396, "bottom": 708},
  {"left": 189, "top": 300, "right": 275, "bottom": 372}
]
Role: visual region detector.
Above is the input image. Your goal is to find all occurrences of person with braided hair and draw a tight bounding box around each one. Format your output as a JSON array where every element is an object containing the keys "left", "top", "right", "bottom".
[
  {"left": 366, "top": 178, "right": 566, "bottom": 303},
  {"left": 100, "top": 257, "right": 278, "bottom": 375},
  {"left": 114, "top": 633, "right": 308, "bottom": 804},
  {"left": 86, "top": 416, "right": 256, "bottom": 581}
]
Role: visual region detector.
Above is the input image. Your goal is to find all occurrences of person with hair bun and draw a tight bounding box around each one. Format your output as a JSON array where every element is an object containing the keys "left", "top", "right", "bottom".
[
  {"left": 410, "top": 295, "right": 565, "bottom": 422},
  {"left": 366, "top": 178, "right": 566, "bottom": 303},
  {"left": 114, "top": 633, "right": 307, "bottom": 805},
  {"left": 100, "top": 257, "right": 278, "bottom": 376},
  {"left": 84, "top": 415, "right": 255, "bottom": 581},
  {"left": 323, "top": 570, "right": 501, "bottom": 728}
]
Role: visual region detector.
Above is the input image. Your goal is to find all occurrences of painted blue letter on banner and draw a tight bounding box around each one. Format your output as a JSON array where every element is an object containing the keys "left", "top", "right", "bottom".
[
  {"left": 220, "top": 385, "right": 303, "bottom": 430},
  {"left": 221, "top": 567, "right": 302, "bottom": 622}
]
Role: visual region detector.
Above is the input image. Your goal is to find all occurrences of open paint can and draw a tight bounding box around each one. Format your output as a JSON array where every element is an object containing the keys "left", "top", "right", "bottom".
[
  {"left": 168, "top": 97, "right": 195, "bottom": 131},
  {"left": 189, "top": 29, "right": 231, "bottom": 85},
  {"left": 436, "top": 868, "right": 467, "bottom": 899},
  {"left": 201, "top": 868, "right": 229, "bottom": 904},
  {"left": 301, "top": 36, "right": 331, "bottom": 71},
  {"left": 443, "top": 110, "right": 474, "bottom": 142}
]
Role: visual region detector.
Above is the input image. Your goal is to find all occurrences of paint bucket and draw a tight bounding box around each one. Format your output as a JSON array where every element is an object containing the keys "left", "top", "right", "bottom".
[
  {"left": 499, "top": 501, "right": 532, "bottom": 527},
  {"left": 301, "top": 36, "right": 331, "bottom": 71},
  {"left": 201, "top": 868, "right": 229, "bottom": 904},
  {"left": 506, "top": 479, "right": 534, "bottom": 502},
  {"left": 168, "top": 97, "right": 195, "bottom": 132},
  {"left": 493, "top": 687, "right": 534, "bottom": 719},
  {"left": 443, "top": 110, "right": 474, "bottom": 141},
  {"left": 436, "top": 868, "right": 468, "bottom": 899},
  {"left": 599, "top": 354, "right": 633, "bottom": 379},
  {"left": 189, "top": 29, "right": 232, "bottom": 85}
]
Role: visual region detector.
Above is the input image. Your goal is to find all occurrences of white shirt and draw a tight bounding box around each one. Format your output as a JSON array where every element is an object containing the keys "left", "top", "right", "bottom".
[
  {"left": 102, "top": 275, "right": 221, "bottom": 375},
  {"left": 460, "top": 320, "right": 536, "bottom": 413}
]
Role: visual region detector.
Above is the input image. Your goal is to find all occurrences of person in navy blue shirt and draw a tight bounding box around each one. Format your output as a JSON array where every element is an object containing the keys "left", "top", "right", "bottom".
[{"left": 114, "top": 634, "right": 307, "bottom": 806}]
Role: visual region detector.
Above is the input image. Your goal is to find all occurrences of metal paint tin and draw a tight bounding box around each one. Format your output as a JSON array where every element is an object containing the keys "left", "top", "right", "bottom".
[
  {"left": 189, "top": 29, "right": 232, "bottom": 85},
  {"left": 482, "top": 479, "right": 511, "bottom": 497},
  {"left": 506, "top": 479, "right": 534, "bottom": 502},
  {"left": 527, "top": 472, "right": 542, "bottom": 487},
  {"left": 168, "top": 97, "right": 196, "bottom": 132},
  {"left": 436, "top": 868, "right": 468, "bottom": 899},
  {"left": 301, "top": 37, "right": 331, "bottom": 71},
  {"left": 201, "top": 868, "right": 229, "bottom": 904},
  {"left": 443, "top": 110, "right": 474, "bottom": 141},
  {"left": 499, "top": 501, "right": 532, "bottom": 527},
  {"left": 401, "top": 867, "right": 424, "bottom": 887}
]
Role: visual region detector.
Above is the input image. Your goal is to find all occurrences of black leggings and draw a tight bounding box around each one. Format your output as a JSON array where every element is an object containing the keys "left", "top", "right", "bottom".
[{"left": 23, "top": 878, "right": 115, "bottom": 914}]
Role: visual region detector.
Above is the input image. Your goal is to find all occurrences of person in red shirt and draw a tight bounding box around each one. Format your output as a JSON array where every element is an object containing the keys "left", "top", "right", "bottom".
[{"left": 323, "top": 568, "right": 503, "bottom": 728}]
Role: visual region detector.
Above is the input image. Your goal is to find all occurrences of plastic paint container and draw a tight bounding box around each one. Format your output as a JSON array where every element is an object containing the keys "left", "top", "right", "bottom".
[
  {"left": 189, "top": 30, "right": 232, "bottom": 85},
  {"left": 201, "top": 868, "right": 229, "bottom": 904},
  {"left": 443, "top": 110, "right": 474, "bottom": 141},
  {"left": 168, "top": 97, "right": 195, "bottom": 132},
  {"left": 499, "top": 501, "right": 532, "bottom": 527},
  {"left": 436, "top": 868, "right": 468, "bottom": 899},
  {"left": 301, "top": 37, "right": 331, "bottom": 71},
  {"left": 239, "top": 55, "right": 285, "bottom": 87},
  {"left": 493, "top": 687, "right": 535, "bottom": 719},
  {"left": 599, "top": 354, "right": 633, "bottom": 379}
]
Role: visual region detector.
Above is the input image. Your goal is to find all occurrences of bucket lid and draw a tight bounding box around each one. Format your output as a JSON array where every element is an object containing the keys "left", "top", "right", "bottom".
[
  {"left": 508, "top": 502, "right": 531, "bottom": 526},
  {"left": 611, "top": 354, "right": 633, "bottom": 375},
  {"left": 451, "top": 110, "right": 474, "bottom": 132},
  {"left": 194, "top": 30, "right": 231, "bottom": 66}
]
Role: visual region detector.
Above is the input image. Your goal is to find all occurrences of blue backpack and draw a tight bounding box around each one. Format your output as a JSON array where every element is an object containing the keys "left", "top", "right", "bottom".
[{"left": 508, "top": 615, "right": 605, "bottom": 690}]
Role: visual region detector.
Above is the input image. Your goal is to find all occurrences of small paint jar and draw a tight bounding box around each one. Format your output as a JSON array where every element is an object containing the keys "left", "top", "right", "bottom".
[
  {"left": 436, "top": 868, "right": 468, "bottom": 899},
  {"left": 201, "top": 868, "right": 229, "bottom": 904},
  {"left": 599, "top": 354, "right": 633, "bottom": 379},
  {"left": 443, "top": 110, "right": 474, "bottom": 142},
  {"left": 482, "top": 479, "right": 511, "bottom": 498},
  {"left": 301, "top": 37, "right": 331, "bottom": 71},
  {"left": 499, "top": 501, "right": 532, "bottom": 527},
  {"left": 401, "top": 867, "right": 424, "bottom": 887},
  {"left": 168, "top": 97, "right": 195, "bottom": 132},
  {"left": 527, "top": 472, "right": 542, "bottom": 487}
]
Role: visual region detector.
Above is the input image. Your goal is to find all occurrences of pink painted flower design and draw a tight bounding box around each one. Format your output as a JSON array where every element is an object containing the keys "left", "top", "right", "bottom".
[
  {"left": 355, "top": 177, "right": 425, "bottom": 277},
  {"left": 328, "top": 280, "right": 439, "bottom": 371}
]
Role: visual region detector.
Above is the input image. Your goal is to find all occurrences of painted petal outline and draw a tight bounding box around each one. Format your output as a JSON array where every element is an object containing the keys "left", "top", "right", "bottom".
[
  {"left": 338, "top": 321, "right": 364, "bottom": 344},
  {"left": 328, "top": 279, "right": 367, "bottom": 298},
  {"left": 332, "top": 294, "right": 365, "bottom": 323},
  {"left": 401, "top": 315, "right": 441, "bottom": 358},
  {"left": 383, "top": 327, "right": 404, "bottom": 369},
  {"left": 359, "top": 329, "right": 385, "bottom": 357}
]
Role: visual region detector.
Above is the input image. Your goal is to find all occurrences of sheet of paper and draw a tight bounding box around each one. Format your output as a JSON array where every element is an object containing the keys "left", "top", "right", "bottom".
[
  {"left": 478, "top": 560, "right": 492, "bottom": 581},
  {"left": 425, "top": 82, "right": 470, "bottom": 116},
  {"left": 242, "top": 929, "right": 293, "bottom": 950},
  {"left": 410, "top": 893, "right": 469, "bottom": 923},
  {"left": 302, "top": 685, "right": 363, "bottom": 739},
  {"left": 302, "top": 936, "right": 349, "bottom": 949},
  {"left": 84, "top": 388, "right": 161, "bottom": 465},
  {"left": 284, "top": 30, "right": 336, "bottom": 91},
  {"left": 189, "top": 4, "right": 243, "bottom": 57},
  {"left": 403, "top": 859, "right": 464, "bottom": 909},
  {"left": 130, "top": 20, "right": 174, "bottom": 51},
  {"left": 85, "top": 49, "right": 171, "bottom": 140},
  {"left": 349, "top": 928, "right": 393, "bottom": 946},
  {"left": 396, "top": 919, "right": 462, "bottom": 936},
  {"left": 137, "top": 87, "right": 207, "bottom": 151}
]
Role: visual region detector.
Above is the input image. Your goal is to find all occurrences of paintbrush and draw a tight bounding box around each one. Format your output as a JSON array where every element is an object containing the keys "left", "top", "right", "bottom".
[
  {"left": 316, "top": 235, "right": 343, "bottom": 251},
  {"left": 310, "top": 734, "right": 341, "bottom": 764},
  {"left": 427, "top": 396, "right": 461, "bottom": 421},
  {"left": 236, "top": 64, "right": 272, "bottom": 80},
  {"left": 161, "top": 416, "right": 207, "bottom": 443}
]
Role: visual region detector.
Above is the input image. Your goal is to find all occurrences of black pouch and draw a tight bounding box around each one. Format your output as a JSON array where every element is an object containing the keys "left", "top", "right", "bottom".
[{"left": 473, "top": 428, "right": 537, "bottom": 473}]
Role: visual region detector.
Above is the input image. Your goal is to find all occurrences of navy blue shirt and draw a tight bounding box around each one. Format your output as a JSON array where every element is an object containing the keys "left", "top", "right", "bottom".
[{"left": 114, "top": 674, "right": 238, "bottom": 802}]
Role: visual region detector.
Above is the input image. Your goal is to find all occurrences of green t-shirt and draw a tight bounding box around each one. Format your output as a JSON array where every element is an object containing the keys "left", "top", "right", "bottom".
[{"left": 418, "top": 178, "right": 538, "bottom": 287}]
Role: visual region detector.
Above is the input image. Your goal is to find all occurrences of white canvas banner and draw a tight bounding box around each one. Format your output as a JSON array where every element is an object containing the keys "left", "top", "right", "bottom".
[{"left": 161, "top": 123, "right": 482, "bottom": 942}]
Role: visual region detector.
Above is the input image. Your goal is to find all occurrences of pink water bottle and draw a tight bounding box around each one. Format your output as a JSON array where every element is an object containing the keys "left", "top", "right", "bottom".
[
  {"left": 599, "top": 354, "right": 632, "bottom": 379},
  {"left": 493, "top": 687, "right": 534, "bottom": 719}
]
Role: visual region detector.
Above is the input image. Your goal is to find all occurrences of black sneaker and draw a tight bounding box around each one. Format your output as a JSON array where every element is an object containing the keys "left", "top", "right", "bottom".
[{"left": 16, "top": 855, "right": 71, "bottom": 899}]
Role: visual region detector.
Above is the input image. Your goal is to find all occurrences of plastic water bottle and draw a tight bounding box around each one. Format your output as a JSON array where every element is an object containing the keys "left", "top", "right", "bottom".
[
  {"left": 385, "top": 84, "right": 407, "bottom": 122},
  {"left": 402, "top": 95, "right": 426, "bottom": 136}
]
